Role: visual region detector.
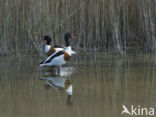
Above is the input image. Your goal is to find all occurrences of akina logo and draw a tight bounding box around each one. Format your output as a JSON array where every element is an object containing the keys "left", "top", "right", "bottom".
[{"left": 121, "top": 105, "right": 154, "bottom": 116}]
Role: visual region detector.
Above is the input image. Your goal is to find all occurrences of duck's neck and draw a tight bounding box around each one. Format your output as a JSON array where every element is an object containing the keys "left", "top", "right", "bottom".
[
  {"left": 65, "top": 38, "right": 70, "bottom": 47},
  {"left": 46, "top": 41, "right": 50, "bottom": 45}
]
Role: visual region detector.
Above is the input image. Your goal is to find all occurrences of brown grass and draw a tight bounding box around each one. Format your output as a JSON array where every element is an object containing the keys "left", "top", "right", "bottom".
[{"left": 0, "top": 0, "right": 156, "bottom": 55}]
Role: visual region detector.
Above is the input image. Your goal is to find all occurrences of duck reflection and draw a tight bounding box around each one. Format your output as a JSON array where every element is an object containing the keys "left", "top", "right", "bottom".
[
  {"left": 40, "top": 66, "right": 75, "bottom": 105},
  {"left": 41, "top": 66, "right": 76, "bottom": 76}
]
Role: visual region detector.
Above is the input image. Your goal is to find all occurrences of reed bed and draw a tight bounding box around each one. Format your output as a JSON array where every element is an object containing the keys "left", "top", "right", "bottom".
[{"left": 0, "top": 0, "right": 156, "bottom": 55}]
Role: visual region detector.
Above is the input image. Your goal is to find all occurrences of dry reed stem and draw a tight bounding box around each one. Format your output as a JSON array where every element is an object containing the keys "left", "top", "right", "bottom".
[{"left": 0, "top": 0, "right": 155, "bottom": 55}]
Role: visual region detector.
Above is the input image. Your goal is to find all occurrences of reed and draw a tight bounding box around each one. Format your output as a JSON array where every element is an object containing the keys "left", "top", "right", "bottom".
[{"left": 0, "top": 0, "right": 155, "bottom": 55}]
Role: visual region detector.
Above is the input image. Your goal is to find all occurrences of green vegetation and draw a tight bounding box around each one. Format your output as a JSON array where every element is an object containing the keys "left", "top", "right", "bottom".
[{"left": 0, "top": 0, "right": 156, "bottom": 55}]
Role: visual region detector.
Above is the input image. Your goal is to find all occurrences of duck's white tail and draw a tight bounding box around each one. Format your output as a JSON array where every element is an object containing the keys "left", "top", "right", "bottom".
[{"left": 40, "top": 63, "right": 46, "bottom": 67}]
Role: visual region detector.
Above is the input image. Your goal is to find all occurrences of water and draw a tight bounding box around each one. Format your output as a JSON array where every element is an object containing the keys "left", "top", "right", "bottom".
[{"left": 0, "top": 52, "right": 156, "bottom": 117}]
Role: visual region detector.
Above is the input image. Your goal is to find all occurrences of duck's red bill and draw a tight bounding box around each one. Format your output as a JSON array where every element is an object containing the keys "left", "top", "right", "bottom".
[
  {"left": 71, "top": 35, "right": 76, "bottom": 39},
  {"left": 41, "top": 39, "right": 45, "bottom": 42}
]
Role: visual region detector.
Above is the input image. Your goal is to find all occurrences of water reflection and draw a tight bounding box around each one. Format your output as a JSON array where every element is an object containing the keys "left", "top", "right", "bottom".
[
  {"left": 40, "top": 66, "right": 75, "bottom": 105},
  {"left": 0, "top": 53, "right": 155, "bottom": 117},
  {"left": 41, "top": 66, "right": 76, "bottom": 76}
]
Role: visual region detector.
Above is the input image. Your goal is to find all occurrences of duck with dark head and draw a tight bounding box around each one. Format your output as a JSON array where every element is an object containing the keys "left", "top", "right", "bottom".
[{"left": 41, "top": 33, "right": 76, "bottom": 56}]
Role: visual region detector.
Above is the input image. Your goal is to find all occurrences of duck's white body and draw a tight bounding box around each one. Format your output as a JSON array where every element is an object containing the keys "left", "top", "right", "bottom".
[
  {"left": 40, "top": 52, "right": 66, "bottom": 67},
  {"left": 44, "top": 45, "right": 51, "bottom": 54},
  {"left": 40, "top": 46, "right": 73, "bottom": 67},
  {"left": 44, "top": 45, "right": 65, "bottom": 55}
]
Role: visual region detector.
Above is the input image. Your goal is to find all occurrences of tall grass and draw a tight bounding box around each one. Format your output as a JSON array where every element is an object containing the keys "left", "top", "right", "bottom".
[{"left": 0, "top": 0, "right": 156, "bottom": 55}]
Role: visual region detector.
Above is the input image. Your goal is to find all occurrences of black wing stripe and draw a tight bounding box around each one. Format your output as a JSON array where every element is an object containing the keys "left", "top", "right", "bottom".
[
  {"left": 45, "top": 51, "right": 64, "bottom": 63},
  {"left": 40, "top": 59, "right": 45, "bottom": 64}
]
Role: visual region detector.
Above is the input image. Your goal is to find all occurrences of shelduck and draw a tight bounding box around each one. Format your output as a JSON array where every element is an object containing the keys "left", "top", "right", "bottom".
[
  {"left": 41, "top": 33, "right": 76, "bottom": 56},
  {"left": 40, "top": 33, "right": 76, "bottom": 72}
]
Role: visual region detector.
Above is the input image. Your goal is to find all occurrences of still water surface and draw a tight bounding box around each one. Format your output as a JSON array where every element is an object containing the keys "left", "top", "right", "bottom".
[{"left": 0, "top": 52, "right": 156, "bottom": 117}]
